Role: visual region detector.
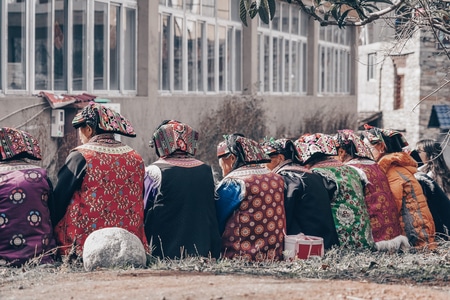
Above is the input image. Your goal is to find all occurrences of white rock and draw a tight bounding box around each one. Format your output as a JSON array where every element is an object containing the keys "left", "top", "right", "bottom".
[{"left": 83, "top": 227, "right": 146, "bottom": 271}]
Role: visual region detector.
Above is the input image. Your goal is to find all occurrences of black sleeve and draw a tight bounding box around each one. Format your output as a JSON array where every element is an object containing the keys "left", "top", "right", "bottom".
[{"left": 49, "top": 150, "right": 86, "bottom": 226}]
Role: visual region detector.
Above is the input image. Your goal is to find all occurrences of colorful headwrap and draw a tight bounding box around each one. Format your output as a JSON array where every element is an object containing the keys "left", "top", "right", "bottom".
[
  {"left": 151, "top": 120, "right": 199, "bottom": 157},
  {"left": 72, "top": 101, "right": 136, "bottom": 137},
  {"left": 0, "top": 127, "right": 42, "bottom": 161},
  {"left": 219, "top": 134, "right": 270, "bottom": 165},
  {"left": 335, "top": 129, "right": 374, "bottom": 159},
  {"left": 261, "top": 137, "right": 297, "bottom": 161},
  {"left": 362, "top": 124, "right": 408, "bottom": 153},
  {"left": 217, "top": 141, "right": 230, "bottom": 158},
  {"left": 294, "top": 133, "right": 337, "bottom": 164}
]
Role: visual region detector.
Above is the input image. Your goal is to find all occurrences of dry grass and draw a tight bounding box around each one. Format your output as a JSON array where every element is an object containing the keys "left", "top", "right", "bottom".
[{"left": 2, "top": 240, "right": 449, "bottom": 289}]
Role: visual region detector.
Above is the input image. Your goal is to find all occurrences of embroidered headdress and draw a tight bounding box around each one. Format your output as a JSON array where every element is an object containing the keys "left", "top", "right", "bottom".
[
  {"left": 261, "top": 137, "right": 298, "bottom": 161},
  {"left": 294, "top": 133, "right": 337, "bottom": 164},
  {"left": 362, "top": 124, "right": 408, "bottom": 153},
  {"left": 218, "top": 134, "right": 270, "bottom": 165},
  {"left": 0, "top": 127, "right": 42, "bottom": 161},
  {"left": 72, "top": 101, "right": 136, "bottom": 137},
  {"left": 151, "top": 120, "right": 199, "bottom": 157},
  {"left": 335, "top": 129, "right": 374, "bottom": 159}
]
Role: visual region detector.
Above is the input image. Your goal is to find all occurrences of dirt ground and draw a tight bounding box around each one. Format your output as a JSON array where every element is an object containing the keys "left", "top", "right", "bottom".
[{"left": 1, "top": 269, "right": 450, "bottom": 300}]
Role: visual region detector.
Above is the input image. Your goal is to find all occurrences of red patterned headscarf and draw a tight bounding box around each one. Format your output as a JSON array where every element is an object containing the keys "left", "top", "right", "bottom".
[
  {"left": 219, "top": 134, "right": 270, "bottom": 165},
  {"left": 72, "top": 101, "right": 136, "bottom": 137},
  {"left": 152, "top": 120, "right": 199, "bottom": 157},
  {"left": 335, "top": 129, "right": 374, "bottom": 159},
  {"left": 294, "top": 133, "right": 337, "bottom": 164},
  {"left": 0, "top": 127, "right": 42, "bottom": 161}
]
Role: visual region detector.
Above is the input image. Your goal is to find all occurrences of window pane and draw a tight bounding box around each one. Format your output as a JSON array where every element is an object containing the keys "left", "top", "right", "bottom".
[
  {"left": 174, "top": 17, "right": 183, "bottom": 91},
  {"left": 186, "top": 0, "right": 200, "bottom": 14},
  {"left": 73, "top": 0, "right": 87, "bottom": 91},
  {"left": 35, "top": 1, "right": 52, "bottom": 90},
  {"left": 291, "top": 8, "right": 299, "bottom": 35},
  {"left": 217, "top": 1, "right": 229, "bottom": 20},
  {"left": 7, "top": 0, "right": 26, "bottom": 90},
  {"left": 54, "top": 0, "right": 66, "bottom": 90},
  {"left": 110, "top": 5, "right": 120, "bottom": 90},
  {"left": 197, "top": 22, "right": 204, "bottom": 91},
  {"left": 218, "top": 26, "right": 226, "bottom": 91},
  {"left": 94, "top": 2, "right": 107, "bottom": 90},
  {"left": 292, "top": 41, "right": 298, "bottom": 92},
  {"left": 124, "top": 8, "right": 136, "bottom": 90},
  {"left": 272, "top": 37, "right": 280, "bottom": 92},
  {"left": 160, "top": 14, "right": 171, "bottom": 91},
  {"left": 281, "top": 3, "right": 289, "bottom": 33},
  {"left": 169, "top": 0, "right": 182, "bottom": 10},
  {"left": 187, "top": 20, "right": 196, "bottom": 91},
  {"left": 202, "top": 0, "right": 215, "bottom": 17},
  {"left": 230, "top": 0, "right": 240, "bottom": 22},
  {"left": 264, "top": 35, "right": 270, "bottom": 92},
  {"left": 207, "top": 24, "right": 215, "bottom": 91},
  {"left": 272, "top": 2, "right": 280, "bottom": 31},
  {"left": 284, "top": 40, "right": 289, "bottom": 92},
  {"left": 235, "top": 29, "right": 241, "bottom": 91},
  {"left": 302, "top": 43, "right": 307, "bottom": 93}
]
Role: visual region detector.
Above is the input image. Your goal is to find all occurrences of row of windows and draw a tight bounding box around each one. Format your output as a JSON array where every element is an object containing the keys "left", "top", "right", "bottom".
[
  {"left": 0, "top": 0, "right": 136, "bottom": 95},
  {"left": 158, "top": 5, "right": 243, "bottom": 93}
]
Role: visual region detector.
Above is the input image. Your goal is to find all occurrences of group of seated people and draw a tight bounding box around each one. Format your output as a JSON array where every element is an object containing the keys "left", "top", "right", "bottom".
[{"left": 1, "top": 101, "right": 449, "bottom": 266}]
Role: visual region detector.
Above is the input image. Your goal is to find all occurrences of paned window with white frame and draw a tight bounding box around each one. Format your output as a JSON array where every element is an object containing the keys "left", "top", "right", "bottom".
[
  {"left": 158, "top": 1, "right": 242, "bottom": 94},
  {"left": 318, "top": 25, "right": 351, "bottom": 95},
  {"left": 0, "top": 0, "right": 137, "bottom": 96},
  {"left": 257, "top": 1, "right": 308, "bottom": 94}
]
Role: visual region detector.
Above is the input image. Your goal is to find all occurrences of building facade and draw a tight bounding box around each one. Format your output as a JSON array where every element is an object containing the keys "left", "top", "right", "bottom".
[{"left": 0, "top": 0, "right": 358, "bottom": 181}]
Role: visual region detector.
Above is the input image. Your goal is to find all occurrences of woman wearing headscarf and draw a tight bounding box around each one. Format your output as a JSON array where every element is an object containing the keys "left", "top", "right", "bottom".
[
  {"left": 334, "top": 130, "right": 408, "bottom": 251},
  {"left": 51, "top": 102, "right": 147, "bottom": 257},
  {"left": 216, "top": 134, "right": 286, "bottom": 261},
  {"left": 294, "top": 133, "right": 375, "bottom": 249},
  {"left": 143, "top": 120, "right": 221, "bottom": 259},
  {"left": 362, "top": 125, "right": 435, "bottom": 249},
  {"left": 0, "top": 127, "right": 56, "bottom": 266},
  {"left": 261, "top": 138, "right": 339, "bottom": 250}
]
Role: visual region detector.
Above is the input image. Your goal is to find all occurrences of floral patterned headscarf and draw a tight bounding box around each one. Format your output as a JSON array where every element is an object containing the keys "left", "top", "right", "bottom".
[
  {"left": 151, "top": 120, "right": 199, "bottom": 158},
  {"left": 362, "top": 124, "right": 408, "bottom": 153},
  {"left": 294, "top": 133, "right": 337, "bottom": 164},
  {"left": 218, "top": 134, "right": 270, "bottom": 165},
  {"left": 261, "top": 137, "right": 297, "bottom": 161},
  {"left": 335, "top": 129, "right": 374, "bottom": 159},
  {"left": 72, "top": 101, "right": 136, "bottom": 137},
  {"left": 0, "top": 127, "right": 42, "bottom": 161}
]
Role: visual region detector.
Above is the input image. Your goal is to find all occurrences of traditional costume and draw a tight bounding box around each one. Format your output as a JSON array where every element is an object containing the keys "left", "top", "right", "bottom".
[
  {"left": 295, "top": 133, "right": 375, "bottom": 249},
  {"left": 216, "top": 135, "right": 286, "bottom": 261},
  {"left": 335, "top": 130, "right": 403, "bottom": 244},
  {"left": 363, "top": 126, "right": 435, "bottom": 249},
  {"left": 144, "top": 120, "right": 221, "bottom": 259},
  {"left": 261, "top": 138, "right": 339, "bottom": 250},
  {"left": 0, "top": 127, "right": 56, "bottom": 266},
  {"left": 51, "top": 102, "right": 147, "bottom": 256}
]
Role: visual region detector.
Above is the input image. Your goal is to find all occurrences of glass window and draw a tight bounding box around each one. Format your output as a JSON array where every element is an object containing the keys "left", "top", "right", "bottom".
[
  {"left": 187, "top": 20, "right": 197, "bottom": 92},
  {"left": 367, "top": 53, "right": 376, "bottom": 81},
  {"left": 207, "top": 24, "right": 215, "bottom": 91},
  {"left": 94, "top": 1, "right": 108, "bottom": 90},
  {"left": 264, "top": 35, "right": 270, "bottom": 92},
  {"left": 235, "top": 29, "right": 241, "bottom": 91},
  {"left": 197, "top": 22, "right": 204, "bottom": 91},
  {"left": 272, "top": 2, "right": 280, "bottom": 31},
  {"left": 202, "top": 0, "right": 215, "bottom": 17},
  {"left": 124, "top": 7, "right": 136, "bottom": 90},
  {"left": 169, "top": 0, "right": 182, "bottom": 10},
  {"left": 218, "top": 26, "right": 226, "bottom": 91},
  {"left": 110, "top": 5, "right": 120, "bottom": 90},
  {"left": 160, "top": 14, "right": 170, "bottom": 91},
  {"left": 186, "top": 0, "right": 200, "bottom": 14},
  {"left": 281, "top": 3, "right": 289, "bottom": 33},
  {"left": 230, "top": 0, "right": 240, "bottom": 22},
  {"left": 291, "top": 8, "right": 299, "bottom": 35},
  {"left": 73, "top": 0, "right": 87, "bottom": 91},
  {"left": 217, "top": 1, "right": 229, "bottom": 20},
  {"left": 35, "top": 0, "right": 52, "bottom": 90},
  {"left": 54, "top": 0, "right": 66, "bottom": 91},
  {"left": 284, "top": 39, "right": 289, "bottom": 92},
  {"left": 8, "top": 0, "right": 27, "bottom": 90},
  {"left": 173, "top": 17, "right": 183, "bottom": 91}
]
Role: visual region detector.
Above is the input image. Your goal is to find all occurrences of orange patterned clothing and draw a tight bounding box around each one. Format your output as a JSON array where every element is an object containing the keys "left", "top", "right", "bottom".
[
  {"left": 53, "top": 134, "right": 147, "bottom": 256},
  {"left": 216, "top": 165, "right": 286, "bottom": 261},
  {"left": 377, "top": 152, "right": 435, "bottom": 249}
]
